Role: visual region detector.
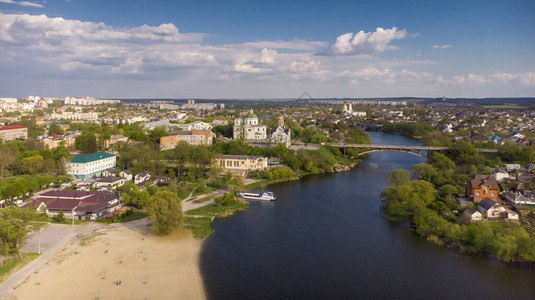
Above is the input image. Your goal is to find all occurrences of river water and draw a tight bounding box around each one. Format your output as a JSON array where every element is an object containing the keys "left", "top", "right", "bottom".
[{"left": 200, "top": 132, "right": 535, "bottom": 299}]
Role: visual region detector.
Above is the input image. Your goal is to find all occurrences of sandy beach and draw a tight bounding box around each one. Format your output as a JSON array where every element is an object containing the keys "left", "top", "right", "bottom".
[{"left": 2, "top": 220, "right": 205, "bottom": 300}]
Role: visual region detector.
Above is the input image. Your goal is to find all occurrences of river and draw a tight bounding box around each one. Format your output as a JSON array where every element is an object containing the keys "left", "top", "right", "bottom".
[{"left": 200, "top": 132, "right": 535, "bottom": 299}]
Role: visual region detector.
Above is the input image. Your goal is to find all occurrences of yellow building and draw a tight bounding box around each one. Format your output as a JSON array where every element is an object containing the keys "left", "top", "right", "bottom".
[{"left": 215, "top": 154, "right": 268, "bottom": 171}]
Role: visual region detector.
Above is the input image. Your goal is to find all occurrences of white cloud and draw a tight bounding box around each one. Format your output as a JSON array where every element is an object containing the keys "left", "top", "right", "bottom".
[
  {"left": 326, "top": 27, "right": 408, "bottom": 55},
  {"left": 432, "top": 44, "right": 451, "bottom": 49},
  {"left": 0, "top": 12, "right": 533, "bottom": 98},
  {"left": 0, "top": 0, "right": 43, "bottom": 8},
  {"left": 519, "top": 72, "right": 535, "bottom": 86}
]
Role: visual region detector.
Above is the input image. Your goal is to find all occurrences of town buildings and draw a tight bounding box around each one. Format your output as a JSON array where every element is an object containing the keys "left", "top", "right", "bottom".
[
  {"left": 215, "top": 154, "right": 268, "bottom": 171},
  {"left": 34, "top": 190, "right": 121, "bottom": 220},
  {"left": 0, "top": 125, "right": 28, "bottom": 142},
  {"left": 67, "top": 151, "right": 117, "bottom": 179},
  {"left": 467, "top": 176, "right": 499, "bottom": 203},
  {"left": 160, "top": 129, "right": 214, "bottom": 150},
  {"left": 46, "top": 112, "right": 99, "bottom": 121},
  {"left": 233, "top": 110, "right": 267, "bottom": 140}
]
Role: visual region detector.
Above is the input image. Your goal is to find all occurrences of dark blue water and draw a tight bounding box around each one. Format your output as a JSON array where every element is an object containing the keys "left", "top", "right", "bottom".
[{"left": 200, "top": 132, "right": 535, "bottom": 299}]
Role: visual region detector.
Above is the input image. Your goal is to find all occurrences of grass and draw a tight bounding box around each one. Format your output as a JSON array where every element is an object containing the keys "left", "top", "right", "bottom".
[
  {"left": 48, "top": 218, "right": 87, "bottom": 225},
  {"left": 183, "top": 217, "right": 214, "bottom": 239},
  {"left": 193, "top": 196, "right": 213, "bottom": 203},
  {"left": 0, "top": 253, "right": 40, "bottom": 283},
  {"left": 118, "top": 211, "right": 148, "bottom": 223},
  {"left": 184, "top": 201, "right": 248, "bottom": 239},
  {"left": 186, "top": 201, "right": 248, "bottom": 217}
]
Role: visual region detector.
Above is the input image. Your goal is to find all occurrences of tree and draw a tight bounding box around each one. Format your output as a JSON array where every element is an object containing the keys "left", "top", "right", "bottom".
[
  {"left": 0, "top": 144, "right": 17, "bottom": 178},
  {"left": 48, "top": 124, "right": 64, "bottom": 136},
  {"left": 22, "top": 155, "right": 44, "bottom": 175},
  {"left": 0, "top": 206, "right": 44, "bottom": 254},
  {"left": 230, "top": 175, "right": 245, "bottom": 193},
  {"left": 76, "top": 133, "right": 98, "bottom": 154},
  {"left": 412, "top": 163, "right": 437, "bottom": 182},
  {"left": 385, "top": 169, "right": 411, "bottom": 187},
  {"left": 56, "top": 210, "right": 65, "bottom": 222},
  {"left": 214, "top": 193, "right": 237, "bottom": 206},
  {"left": 147, "top": 191, "right": 183, "bottom": 235}
]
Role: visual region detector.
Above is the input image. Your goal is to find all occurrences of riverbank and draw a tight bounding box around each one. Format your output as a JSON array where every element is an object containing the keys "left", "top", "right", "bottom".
[{"left": 3, "top": 220, "right": 205, "bottom": 300}]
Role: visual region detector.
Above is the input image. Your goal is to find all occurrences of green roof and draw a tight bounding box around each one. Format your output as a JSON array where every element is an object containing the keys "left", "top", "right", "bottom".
[
  {"left": 70, "top": 151, "right": 115, "bottom": 163},
  {"left": 245, "top": 112, "right": 258, "bottom": 119}
]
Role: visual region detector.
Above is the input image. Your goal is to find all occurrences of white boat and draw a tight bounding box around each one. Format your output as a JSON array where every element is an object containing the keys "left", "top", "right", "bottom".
[{"left": 238, "top": 191, "right": 276, "bottom": 201}]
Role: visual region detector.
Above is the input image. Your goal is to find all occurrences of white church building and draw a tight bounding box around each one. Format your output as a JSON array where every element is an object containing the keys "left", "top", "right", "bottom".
[
  {"left": 270, "top": 115, "right": 291, "bottom": 147},
  {"left": 233, "top": 110, "right": 267, "bottom": 140}
]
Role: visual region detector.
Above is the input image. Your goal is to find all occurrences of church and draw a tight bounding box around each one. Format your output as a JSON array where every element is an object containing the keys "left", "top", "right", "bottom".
[
  {"left": 270, "top": 115, "right": 291, "bottom": 147},
  {"left": 233, "top": 109, "right": 267, "bottom": 140}
]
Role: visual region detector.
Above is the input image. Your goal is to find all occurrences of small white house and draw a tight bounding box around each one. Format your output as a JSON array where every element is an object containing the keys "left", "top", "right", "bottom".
[
  {"left": 94, "top": 176, "right": 125, "bottom": 190},
  {"left": 462, "top": 207, "right": 483, "bottom": 222},
  {"left": 506, "top": 209, "right": 519, "bottom": 220},
  {"left": 119, "top": 170, "right": 133, "bottom": 181},
  {"left": 134, "top": 171, "right": 151, "bottom": 185}
]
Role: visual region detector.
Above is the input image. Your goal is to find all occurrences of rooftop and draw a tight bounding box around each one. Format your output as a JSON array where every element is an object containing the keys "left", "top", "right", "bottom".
[
  {"left": 70, "top": 151, "right": 115, "bottom": 163},
  {"left": 0, "top": 125, "right": 27, "bottom": 131}
]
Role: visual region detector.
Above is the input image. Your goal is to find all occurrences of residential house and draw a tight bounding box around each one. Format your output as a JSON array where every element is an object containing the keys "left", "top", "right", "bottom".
[
  {"left": 461, "top": 207, "right": 483, "bottom": 222},
  {"left": 119, "top": 170, "right": 133, "bottom": 181},
  {"left": 94, "top": 176, "right": 125, "bottom": 190},
  {"left": 467, "top": 176, "right": 499, "bottom": 203},
  {"left": 134, "top": 171, "right": 151, "bottom": 185},
  {"left": 478, "top": 198, "right": 506, "bottom": 219}
]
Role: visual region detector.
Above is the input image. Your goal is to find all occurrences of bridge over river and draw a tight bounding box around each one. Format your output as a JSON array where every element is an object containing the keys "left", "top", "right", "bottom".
[{"left": 330, "top": 144, "right": 498, "bottom": 158}]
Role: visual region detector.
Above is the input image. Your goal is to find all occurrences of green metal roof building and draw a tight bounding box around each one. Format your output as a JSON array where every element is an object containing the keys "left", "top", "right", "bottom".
[{"left": 68, "top": 151, "right": 117, "bottom": 179}]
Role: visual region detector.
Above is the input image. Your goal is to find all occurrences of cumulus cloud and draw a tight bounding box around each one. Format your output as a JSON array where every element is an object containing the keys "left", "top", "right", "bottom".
[
  {"left": 325, "top": 27, "right": 408, "bottom": 55},
  {"left": 0, "top": 0, "right": 43, "bottom": 8},
  {"left": 0, "top": 12, "right": 533, "bottom": 97},
  {"left": 432, "top": 44, "right": 451, "bottom": 49}
]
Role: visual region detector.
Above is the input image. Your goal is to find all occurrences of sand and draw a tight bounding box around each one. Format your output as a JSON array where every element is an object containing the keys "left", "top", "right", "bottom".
[{"left": 3, "top": 220, "right": 205, "bottom": 300}]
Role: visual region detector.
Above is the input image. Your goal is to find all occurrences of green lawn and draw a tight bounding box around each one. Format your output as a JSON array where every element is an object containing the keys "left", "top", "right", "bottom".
[
  {"left": 185, "top": 201, "right": 248, "bottom": 217},
  {"left": 0, "top": 253, "right": 40, "bottom": 283},
  {"left": 184, "top": 201, "right": 248, "bottom": 239},
  {"left": 183, "top": 217, "right": 214, "bottom": 239}
]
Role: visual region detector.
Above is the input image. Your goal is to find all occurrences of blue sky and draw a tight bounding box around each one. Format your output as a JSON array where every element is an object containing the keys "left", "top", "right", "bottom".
[{"left": 0, "top": 0, "right": 533, "bottom": 98}]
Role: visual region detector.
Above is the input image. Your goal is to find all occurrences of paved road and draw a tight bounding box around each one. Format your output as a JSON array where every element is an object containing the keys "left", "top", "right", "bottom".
[{"left": 0, "top": 223, "right": 98, "bottom": 298}]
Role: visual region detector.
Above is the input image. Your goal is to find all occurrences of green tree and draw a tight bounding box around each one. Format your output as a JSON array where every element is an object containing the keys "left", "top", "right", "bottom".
[
  {"left": 22, "top": 155, "right": 44, "bottom": 175},
  {"left": 412, "top": 163, "right": 437, "bottom": 182},
  {"left": 0, "top": 206, "right": 44, "bottom": 254},
  {"left": 147, "top": 191, "right": 183, "bottom": 235},
  {"left": 0, "top": 144, "right": 17, "bottom": 178},
  {"left": 385, "top": 169, "right": 411, "bottom": 187},
  {"left": 48, "top": 124, "right": 64, "bottom": 136},
  {"left": 76, "top": 133, "right": 98, "bottom": 154},
  {"left": 230, "top": 175, "right": 245, "bottom": 193}
]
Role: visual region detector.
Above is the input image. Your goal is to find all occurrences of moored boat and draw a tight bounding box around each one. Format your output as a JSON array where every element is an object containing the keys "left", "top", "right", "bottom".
[{"left": 238, "top": 191, "right": 276, "bottom": 201}]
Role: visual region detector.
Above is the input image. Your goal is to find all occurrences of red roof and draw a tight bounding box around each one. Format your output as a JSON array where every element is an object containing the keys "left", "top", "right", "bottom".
[{"left": 0, "top": 125, "right": 27, "bottom": 131}]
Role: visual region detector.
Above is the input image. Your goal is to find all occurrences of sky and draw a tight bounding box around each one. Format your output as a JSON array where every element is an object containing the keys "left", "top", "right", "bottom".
[{"left": 0, "top": 0, "right": 534, "bottom": 99}]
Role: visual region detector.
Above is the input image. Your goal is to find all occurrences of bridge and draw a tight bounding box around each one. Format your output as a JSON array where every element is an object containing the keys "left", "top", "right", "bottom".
[{"left": 330, "top": 144, "right": 497, "bottom": 158}]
